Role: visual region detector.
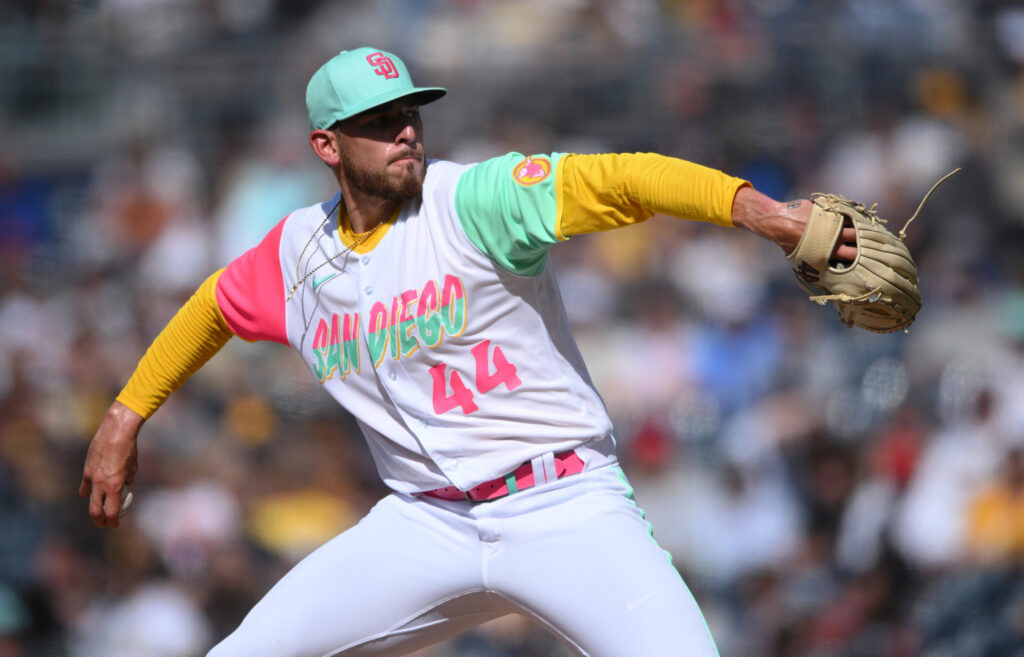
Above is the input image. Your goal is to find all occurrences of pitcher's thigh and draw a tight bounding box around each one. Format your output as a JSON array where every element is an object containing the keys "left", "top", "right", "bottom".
[
  {"left": 207, "top": 495, "right": 490, "bottom": 657},
  {"left": 494, "top": 482, "right": 718, "bottom": 657}
]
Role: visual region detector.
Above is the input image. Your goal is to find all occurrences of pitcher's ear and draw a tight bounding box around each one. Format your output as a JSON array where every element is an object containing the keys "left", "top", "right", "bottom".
[{"left": 310, "top": 129, "right": 341, "bottom": 167}]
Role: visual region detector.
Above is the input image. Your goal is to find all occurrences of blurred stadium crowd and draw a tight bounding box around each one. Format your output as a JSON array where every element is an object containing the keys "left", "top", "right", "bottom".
[{"left": 2, "top": 0, "right": 1024, "bottom": 655}]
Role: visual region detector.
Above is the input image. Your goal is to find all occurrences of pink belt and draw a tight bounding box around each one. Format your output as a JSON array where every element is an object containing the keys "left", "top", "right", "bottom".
[{"left": 422, "top": 450, "right": 585, "bottom": 502}]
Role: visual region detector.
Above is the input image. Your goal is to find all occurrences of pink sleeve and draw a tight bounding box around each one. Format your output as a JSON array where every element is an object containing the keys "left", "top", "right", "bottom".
[{"left": 215, "top": 216, "right": 290, "bottom": 345}]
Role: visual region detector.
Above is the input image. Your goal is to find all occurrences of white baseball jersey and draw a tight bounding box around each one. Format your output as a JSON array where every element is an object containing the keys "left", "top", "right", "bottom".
[{"left": 215, "top": 153, "right": 615, "bottom": 493}]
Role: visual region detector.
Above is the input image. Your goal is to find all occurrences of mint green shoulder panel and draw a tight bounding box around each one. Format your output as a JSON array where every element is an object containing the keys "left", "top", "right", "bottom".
[{"left": 453, "top": 152, "right": 564, "bottom": 276}]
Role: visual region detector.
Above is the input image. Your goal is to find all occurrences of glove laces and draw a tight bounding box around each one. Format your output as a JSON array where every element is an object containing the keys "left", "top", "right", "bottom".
[{"left": 897, "top": 168, "right": 961, "bottom": 241}]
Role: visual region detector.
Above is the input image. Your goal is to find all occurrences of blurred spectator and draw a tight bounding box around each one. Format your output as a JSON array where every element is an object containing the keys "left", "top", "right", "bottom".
[
  {"left": 964, "top": 446, "right": 1024, "bottom": 567},
  {"left": 835, "top": 409, "right": 925, "bottom": 576},
  {"left": 213, "top": 115, "right": 335, "bottom": 263},
  {"left": 893, "top": 388, "right": 1004, "bottom": 570},
  {"left": 134, "top": 480, "right": 242, "bottom": 579},
  {"left": 70, "top": 580, "right": 213, "bottom": 657},
  {"left": 0, "top": 162, "right": 53, "bottom": 253},
  {"left": 0, "top": 584, "right": 30, "bottom": 656}
]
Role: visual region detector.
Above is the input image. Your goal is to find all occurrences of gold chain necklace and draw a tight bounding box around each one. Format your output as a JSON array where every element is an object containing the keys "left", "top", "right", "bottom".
[{"left": 287, "top": 202, "right": 386, "bottom": 300}]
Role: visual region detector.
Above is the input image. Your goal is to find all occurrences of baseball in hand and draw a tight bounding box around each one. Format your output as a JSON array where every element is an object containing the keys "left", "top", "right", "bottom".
[{"left": 119, "top": 486, "right": 134, "bottom": 517}]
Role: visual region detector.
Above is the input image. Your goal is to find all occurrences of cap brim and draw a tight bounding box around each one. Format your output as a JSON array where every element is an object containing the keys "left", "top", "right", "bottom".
[{"left": 324, "top": 87, "right": 447, "bottom": 128}]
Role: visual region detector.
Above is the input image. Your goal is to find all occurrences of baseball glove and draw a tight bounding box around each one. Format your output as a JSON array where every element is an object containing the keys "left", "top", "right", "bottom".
[{"left": 786, "top": 169, "right": 959, "bottom": 333}]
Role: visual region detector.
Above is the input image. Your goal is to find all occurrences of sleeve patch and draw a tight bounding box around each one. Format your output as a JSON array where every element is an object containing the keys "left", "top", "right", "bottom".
[
  {"left": 512, "top": 156, "right": 552, "bottom": 186},
  {"left": 454, "top": 152, "right": 563, "bottom": 276}
]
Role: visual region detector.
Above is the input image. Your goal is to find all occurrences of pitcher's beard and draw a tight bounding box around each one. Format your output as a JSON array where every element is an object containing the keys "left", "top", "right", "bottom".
[{"left": 342, "top": 155, "right": 423, "bottom": 203}]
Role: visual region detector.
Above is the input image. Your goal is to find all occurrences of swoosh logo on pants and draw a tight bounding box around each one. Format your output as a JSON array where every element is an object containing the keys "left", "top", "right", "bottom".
[{"left": 626, "top": 590, "right": 657, "bottom": 611}]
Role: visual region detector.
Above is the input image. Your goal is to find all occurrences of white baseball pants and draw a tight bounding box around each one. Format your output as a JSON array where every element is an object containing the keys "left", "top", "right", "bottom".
[{"left": 206, "top": 464, "right": 719, "bottom": 657}]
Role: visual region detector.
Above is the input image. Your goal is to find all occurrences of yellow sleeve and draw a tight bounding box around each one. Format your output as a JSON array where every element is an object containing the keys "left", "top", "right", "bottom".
[
  {"left": 116, "top": 269, "right": 235, "bottom": 419},
  {"left": 556, "top": 153, "right": 749, "bottom": 238}
]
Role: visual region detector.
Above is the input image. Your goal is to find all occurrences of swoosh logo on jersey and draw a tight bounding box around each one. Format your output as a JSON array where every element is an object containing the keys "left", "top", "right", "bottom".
[{"left": 312, "top": 273, "right": 338, "bottom": 290}]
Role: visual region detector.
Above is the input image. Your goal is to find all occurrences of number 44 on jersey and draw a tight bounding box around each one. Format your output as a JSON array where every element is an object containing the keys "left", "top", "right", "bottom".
[{"left": 430, "top": 339, "right": 521, "bottom": 415}]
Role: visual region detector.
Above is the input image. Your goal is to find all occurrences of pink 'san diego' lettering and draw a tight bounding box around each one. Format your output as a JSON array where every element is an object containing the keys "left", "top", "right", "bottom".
[{"left": 311, "top": 274, "right": 468, "bottom": 381}]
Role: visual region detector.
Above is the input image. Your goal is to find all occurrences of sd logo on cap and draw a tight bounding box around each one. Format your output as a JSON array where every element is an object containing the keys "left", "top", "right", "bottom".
[{"left": 306, "top": 47, "right": 447, "bottom": 130}]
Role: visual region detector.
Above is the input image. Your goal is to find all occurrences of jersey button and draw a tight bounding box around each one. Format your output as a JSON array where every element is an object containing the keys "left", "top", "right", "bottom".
[
  {"left": 361, "top": 256, "right": 371, "bottom": 265},
  {"left": 364, "top": 286, "right": 373, "bottom": 295},
  {"left": 388, "top": 370, "right": 398, "bottom": 381}
]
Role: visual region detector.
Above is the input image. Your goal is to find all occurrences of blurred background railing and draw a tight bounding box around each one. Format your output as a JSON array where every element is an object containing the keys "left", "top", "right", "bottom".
[{"left": 2, "top": 1, "right": 1024, "bottom": 656}]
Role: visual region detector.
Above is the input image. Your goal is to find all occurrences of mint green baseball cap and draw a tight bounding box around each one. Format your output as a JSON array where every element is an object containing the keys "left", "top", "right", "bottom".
[{"left": 306, "top": 47, "right": 447, "bottom": 130}]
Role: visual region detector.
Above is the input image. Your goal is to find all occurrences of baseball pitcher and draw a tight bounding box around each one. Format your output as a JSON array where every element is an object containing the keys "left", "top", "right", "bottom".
[{"left": 81, "top": 47, "right": 888, "bottom": 657}]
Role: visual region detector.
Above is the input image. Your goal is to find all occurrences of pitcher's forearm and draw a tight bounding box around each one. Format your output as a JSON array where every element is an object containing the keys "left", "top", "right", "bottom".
[{"left": 730, "top": 186, "right": 812, "bottom": 255}]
